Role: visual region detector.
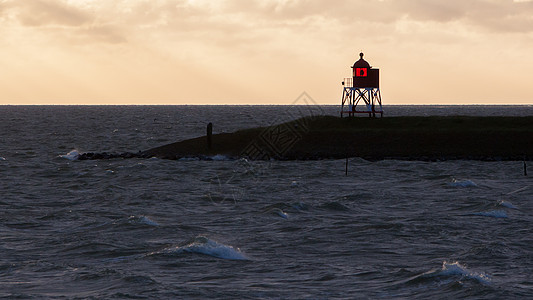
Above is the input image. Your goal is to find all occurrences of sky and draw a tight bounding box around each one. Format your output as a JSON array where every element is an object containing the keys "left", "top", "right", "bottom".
[{"left": 1, "top": 0, "right": 533, "bottom": 105}]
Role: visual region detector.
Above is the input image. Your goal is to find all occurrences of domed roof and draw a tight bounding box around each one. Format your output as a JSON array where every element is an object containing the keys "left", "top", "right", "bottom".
[{"left": 352, "top": 52, "right": 371, "bottom": 69}]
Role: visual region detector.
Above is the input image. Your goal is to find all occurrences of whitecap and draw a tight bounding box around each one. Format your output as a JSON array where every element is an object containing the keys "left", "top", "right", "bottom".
[
  {"left": 407, "top": 261, "right": 492, "bottom": 286},
  {"left": 169, "top": 236, "right": 248, "bottom": 260},
  {"left": 449, "top": 179, "right": 477, "bottom": 187},
  {"left": 272, "top": 208, "right": 289, "bottom": 219},
  {"left": 128, "top": 215, "right": 159, "bottom": 226},
  {"left": 60, "top": 149, "right": 80, "bottom": 160},
  {"left": 0, "top": 157, "right": 6, "bottom": 161},
  {"left": 471, "top": 210, "right": 508, "bottom": 218},
  {"left": 439, "top": 261, "right": 491, "bottom": 284}
]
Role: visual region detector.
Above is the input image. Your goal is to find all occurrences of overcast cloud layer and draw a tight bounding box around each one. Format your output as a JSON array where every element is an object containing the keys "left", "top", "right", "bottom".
[{"left": 1, "top": 0, "right": 532, "bottom": 104}]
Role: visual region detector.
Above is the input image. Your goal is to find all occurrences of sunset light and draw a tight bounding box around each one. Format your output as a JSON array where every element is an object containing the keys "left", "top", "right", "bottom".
[{"left": 1, "top": 0, "right": 532, "bottom": 104}]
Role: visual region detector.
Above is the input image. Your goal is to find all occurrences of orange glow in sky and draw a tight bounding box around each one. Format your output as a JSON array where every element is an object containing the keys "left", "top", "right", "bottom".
[{"left": 1, "top": 0, "right": 532, "bottom": 105}]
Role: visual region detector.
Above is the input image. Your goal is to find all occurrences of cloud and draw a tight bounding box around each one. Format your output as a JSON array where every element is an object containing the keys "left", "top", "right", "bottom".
[
  {"left": 71, "top": 25, "right": 127, "bottom": 44},
  {"left": 218, "top": 0, "right": 533, "bottom": 33},
  {"left": 0, "top": 0, "right": 127, "bottom": 44},
  {"left": 13, "top": 0, "right": 91, "bottom": 27},
  {"left": 1, "top": 0, "right": 533, "bottom": 104},
  {"left": 5, "top": 0, "right": 529, "bottom": 49},
  {"left": 5, "top": 0, "right": 533, "bottom": 45},
  {"left": 396, "top": 0, "right": 533, "bottom": 33}
]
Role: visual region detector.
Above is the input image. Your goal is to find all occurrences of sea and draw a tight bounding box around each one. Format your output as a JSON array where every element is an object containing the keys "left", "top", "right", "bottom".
[{"left": 1, "top": 105, "right": 532, "bottom": 299}]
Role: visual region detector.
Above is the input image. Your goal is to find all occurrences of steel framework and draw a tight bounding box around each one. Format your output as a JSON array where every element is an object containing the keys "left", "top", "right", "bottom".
[{"left": 340, "top": 78, "right": 383, "bottom": 118}]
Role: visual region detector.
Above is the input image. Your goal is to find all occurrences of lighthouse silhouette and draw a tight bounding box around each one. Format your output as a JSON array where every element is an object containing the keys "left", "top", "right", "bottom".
[{"left": 341, "top": 52, "right": 383, "bottom": 117}]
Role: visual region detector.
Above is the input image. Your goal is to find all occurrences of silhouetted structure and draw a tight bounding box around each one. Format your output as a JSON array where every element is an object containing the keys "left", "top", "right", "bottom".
[{"left": 341, "top": 52, "right": 383, "bottom": 117}]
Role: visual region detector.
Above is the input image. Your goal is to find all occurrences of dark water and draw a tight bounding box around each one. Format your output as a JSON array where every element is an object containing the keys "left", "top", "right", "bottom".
[{"left": 1, "top": 105, "right": 532, "bottom": 299}]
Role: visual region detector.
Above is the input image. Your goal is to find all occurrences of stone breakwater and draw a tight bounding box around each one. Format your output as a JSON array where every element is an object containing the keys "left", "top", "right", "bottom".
[{"left": 77, "top": 152, "right": 146, "bottom": 160}]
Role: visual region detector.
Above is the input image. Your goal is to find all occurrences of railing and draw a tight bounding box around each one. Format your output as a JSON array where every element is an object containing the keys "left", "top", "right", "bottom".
[{"left": 342, "top": 78, "right": 353, "bottom": 88}]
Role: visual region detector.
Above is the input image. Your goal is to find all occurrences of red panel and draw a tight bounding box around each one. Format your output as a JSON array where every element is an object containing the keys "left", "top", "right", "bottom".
[{"left": 356, "top": 68, "right": 367, "bottom": 77}]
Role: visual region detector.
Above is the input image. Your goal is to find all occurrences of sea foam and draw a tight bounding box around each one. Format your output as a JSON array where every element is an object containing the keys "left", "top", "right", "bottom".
[
  {"left": 60, "top": 150, "right": 80, "bottom": 160},
  {"left": 166, "top": 236, "right": 248, "bottom": 260},
  {"left": 411, "top": 261, "right": 492, "bottom": 285},
  {"left": 272, "top": 208, "right": 289, "bottom": 219},
  {"left": 128, "top": 215, "right": 159, "bottom": 226},
  {"left": 498, "top": 200, "right": 518, "bottom": 209},
  {"left": 449, "top": 179, "right": 477, "bottom": 187},
  {"left": 439, "top": 261, "right": 491, "bottom": 284}
]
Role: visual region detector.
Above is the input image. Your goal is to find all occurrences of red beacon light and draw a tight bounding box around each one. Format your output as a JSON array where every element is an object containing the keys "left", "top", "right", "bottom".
[{"left": 341, "top": 52, "right": 383, "bottom": 117}]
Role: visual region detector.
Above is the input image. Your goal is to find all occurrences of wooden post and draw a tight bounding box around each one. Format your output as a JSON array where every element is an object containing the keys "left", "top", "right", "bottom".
[
  {"left": 207, "top": 122, "right": 213, "bottom": 150},
  {"left": 524, "top": 160, "right": 528, "bottom": 176},
  {"left": 345, "top": 155, "right": 348, "bottom": 176}
]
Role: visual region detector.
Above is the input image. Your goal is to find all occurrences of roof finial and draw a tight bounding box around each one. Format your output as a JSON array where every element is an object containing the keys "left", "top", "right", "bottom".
[{"left": 359, "top": 52, "right": 364, "bottom": 59}]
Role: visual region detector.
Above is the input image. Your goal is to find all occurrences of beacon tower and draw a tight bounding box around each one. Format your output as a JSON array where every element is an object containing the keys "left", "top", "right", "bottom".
[{"left": 341, "top": 52, "right": 383, "bottom": 117}]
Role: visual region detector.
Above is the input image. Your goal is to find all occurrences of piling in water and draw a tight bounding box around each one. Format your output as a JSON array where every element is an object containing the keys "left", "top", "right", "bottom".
[{"left": 345, "top": 156, "right": 348, "bottom": 176}]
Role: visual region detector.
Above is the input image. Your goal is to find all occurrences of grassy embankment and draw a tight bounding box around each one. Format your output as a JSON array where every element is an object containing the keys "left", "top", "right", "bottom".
[{"left": 142, "top": 116, "right": 533, "bottom": 161}]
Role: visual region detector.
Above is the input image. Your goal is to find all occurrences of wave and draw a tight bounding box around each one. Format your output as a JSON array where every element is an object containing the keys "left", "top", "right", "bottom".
[
  {"left": 270, "top": 208, "right": 289, "bottom": 219},
  {"left": 157, "top": 236, "right": 249, "bottom": 260},
  {"left": 407, "top": 261, "right": 491, "bottom": 285},
  {"left": 471, "top": 210, "right": 508, "bottom": 218},
  {"left": 449, "top": 179, "right": 477, "bottom": 187},
  {"left": 498, "top": 200, "right": 518, "bottom": 209},
  {"left": 128, "top": 215, "right": 159, "bottom": 226},
  {"left": 261, "top": 202, "right": 312, "bottom": 218},
  {"left": 438, "top": 261, "right": 491, "bottom": 284},
  {"left": 60, "top": 149, "right": 81, "bottom": 160},
  {"left": 209, "top": 154, "right": 232, "bottom": 161}
]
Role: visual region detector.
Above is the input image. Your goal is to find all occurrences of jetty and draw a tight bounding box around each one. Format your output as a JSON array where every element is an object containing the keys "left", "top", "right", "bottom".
[{"left": 134, "top": 116, "right": 533, "bottom": 161}]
